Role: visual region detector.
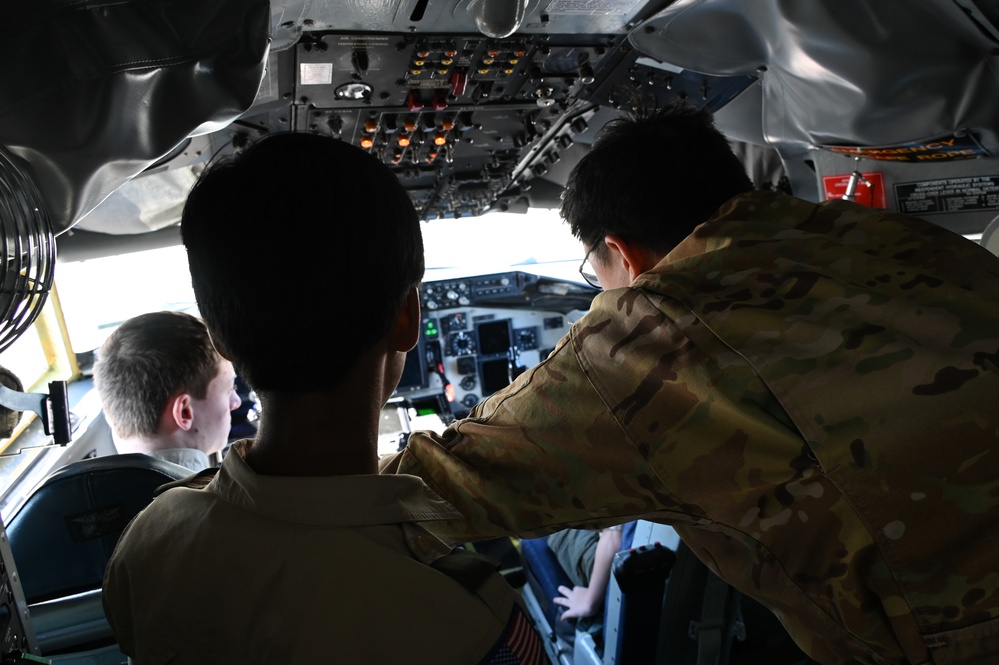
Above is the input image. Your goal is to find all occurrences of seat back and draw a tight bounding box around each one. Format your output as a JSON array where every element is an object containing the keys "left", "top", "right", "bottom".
[
  {"left": 603, "top": 523, "right": 676, "bottom": 664},
  {"left": 520, "top": 534, "right": 573, "bottom": 634},
  {"left": 654, "top": 542, "right": 813, "bottom": 665},
  {"left": 6, "top": 454, "right": 191, "bottom": 605}
]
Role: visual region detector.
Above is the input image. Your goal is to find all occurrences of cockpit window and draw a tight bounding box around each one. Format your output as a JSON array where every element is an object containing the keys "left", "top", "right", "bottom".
[
  {"left": 57, "top": 245, "right": 197, "bottom": 354},
  {"left": 422, "top": 208, "right": 584, "bottom": 283},
  {"left": 50, "top": 208, "right": 582, "bottom": 358}
]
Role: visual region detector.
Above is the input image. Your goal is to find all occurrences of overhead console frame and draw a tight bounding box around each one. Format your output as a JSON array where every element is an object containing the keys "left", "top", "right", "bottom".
[{"left": 224, "top": 24, "right": 756, "bottom": 221}]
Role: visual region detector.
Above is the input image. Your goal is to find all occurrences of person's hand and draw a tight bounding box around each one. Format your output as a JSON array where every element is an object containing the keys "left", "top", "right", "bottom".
[{"left": 553, "top": 584, "right": 598, "bottom": 621}]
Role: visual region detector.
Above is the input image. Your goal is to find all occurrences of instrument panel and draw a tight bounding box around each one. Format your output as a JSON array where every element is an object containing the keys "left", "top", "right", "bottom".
[
  {"left": 423, "top": 305, "right": 570, "bottom": 412},
  {"left": 393, "top": 270, "right": 594, "bottom": 417}
]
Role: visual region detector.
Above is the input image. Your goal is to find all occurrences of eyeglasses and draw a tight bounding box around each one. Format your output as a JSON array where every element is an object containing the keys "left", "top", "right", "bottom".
[{"left": 578, "top": 245, "right": 601, "bottom": 289}]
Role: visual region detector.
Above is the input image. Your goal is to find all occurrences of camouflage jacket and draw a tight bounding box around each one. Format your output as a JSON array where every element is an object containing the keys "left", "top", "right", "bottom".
[{"left": 384, "top": 191, "right": 999, "bottom": 664}]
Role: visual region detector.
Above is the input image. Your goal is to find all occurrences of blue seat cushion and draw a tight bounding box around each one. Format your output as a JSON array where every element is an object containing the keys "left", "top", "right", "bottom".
[
  {"left": 6, "top": 454, "right": 191, "bottom": 604},
  {"left": 521, "top": 535, "right": 573, "bottom": 629},
  {"left": 522, "top": 522, "right": 638, "bottom": 631}
]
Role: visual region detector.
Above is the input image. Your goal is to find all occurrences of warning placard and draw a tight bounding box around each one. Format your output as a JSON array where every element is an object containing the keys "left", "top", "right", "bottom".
[
  {"left": 894, "top": 176, "right": 999, "bottom": 215},
  {"left": 823, "top": 133, "right": 988, "bottom": 162},
  {"left": 300, "top": 63, "right": 333, "bottom": 85}
]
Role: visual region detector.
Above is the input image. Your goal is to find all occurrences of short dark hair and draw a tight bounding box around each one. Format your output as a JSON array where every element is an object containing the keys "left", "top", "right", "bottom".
[
  {"left": 561, "top": 99, "right": 753, "bottom": 256},
  {"left": 181, "top": 132, "right": 424, "bottom": 394},
  {"left": 94, "top": 311, "right": 221, "bottom": 439}
]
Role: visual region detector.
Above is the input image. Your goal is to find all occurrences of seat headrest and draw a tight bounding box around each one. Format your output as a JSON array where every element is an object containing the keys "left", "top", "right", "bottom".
[{"left": 6, "top": 454, "right": 192, "bottom": 604}]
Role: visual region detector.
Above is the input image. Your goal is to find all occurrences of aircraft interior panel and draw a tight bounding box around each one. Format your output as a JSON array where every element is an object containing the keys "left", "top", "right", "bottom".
[
  {"left": 414, "top": 304, "right": 572, "bottom": 409},
  {"left": 391, "top": 270, "right": 594, "bottom": 419},
  {"left": 809, "top": 148, "right": 999, "bottom": 238},
  {"left": 217, "top": 28, "right": 756, "bottom": 222}
]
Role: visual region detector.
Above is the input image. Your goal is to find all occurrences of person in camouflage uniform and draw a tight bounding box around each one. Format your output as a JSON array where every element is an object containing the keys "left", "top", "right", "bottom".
[{"left": 382, "top": 102, "right": 999, "bottom": 664}]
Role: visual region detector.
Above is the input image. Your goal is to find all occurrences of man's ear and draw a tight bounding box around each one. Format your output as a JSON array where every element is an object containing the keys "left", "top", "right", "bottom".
[
  {"left": 167, "top": 393, "right": 195, "bottom": 432},
  {"left": 604, "top": 234, "right": 662, "bottom": 282},
  {"left": 390, "top": 287, "right": 421, "bottom": 353}
]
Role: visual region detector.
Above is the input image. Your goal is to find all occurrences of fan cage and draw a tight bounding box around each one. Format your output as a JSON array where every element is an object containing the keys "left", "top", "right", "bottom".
[{"left": 0, "top": 146, "right": 56, "bottom": 354}]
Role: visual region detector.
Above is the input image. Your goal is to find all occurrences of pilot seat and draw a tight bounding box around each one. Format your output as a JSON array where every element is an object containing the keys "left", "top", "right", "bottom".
[{"left": 5, "top": 453, "right": 192, "bottom": 664}]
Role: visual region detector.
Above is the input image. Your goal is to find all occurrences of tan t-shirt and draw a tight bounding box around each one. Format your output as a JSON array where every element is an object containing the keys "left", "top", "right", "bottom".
[{"left": 105, "top": 441, "right": 541, "bottom": 664}]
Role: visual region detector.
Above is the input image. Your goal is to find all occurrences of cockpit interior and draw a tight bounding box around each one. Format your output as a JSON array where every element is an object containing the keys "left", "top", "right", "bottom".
[{"left": 3, "top": 0, "right": 999, "bottom": 662}]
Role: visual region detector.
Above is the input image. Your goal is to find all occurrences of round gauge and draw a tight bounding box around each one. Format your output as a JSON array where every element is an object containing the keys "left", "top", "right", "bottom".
[
  {"left": 335, "top": 82, "right": 373, "bottom": 100},
  {"left": 515, "top": 327, "right": 538, "bottom": 351},
  {"left": 461, "top": 394, "right": 479, "bottom": 409},
  {"left": 448, "top": 331, "right": 477, "bottom": 356},
  {"left": 456, "top": 355, "right": 477, "bottom": 375},
  {"left": 446, "top": 312, "right": 467, "bottom": 331},
  {"left": 460, "top": 375, "right": 477, "bottom": 391}
]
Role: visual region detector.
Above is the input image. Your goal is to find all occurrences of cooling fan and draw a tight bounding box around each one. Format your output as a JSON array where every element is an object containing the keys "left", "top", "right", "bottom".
[
  {"left": 0, "top": 145, "right": 69, "bottom": 447},
  {"left": 0, "top": 145, "right": 55, "bottom": 354}
]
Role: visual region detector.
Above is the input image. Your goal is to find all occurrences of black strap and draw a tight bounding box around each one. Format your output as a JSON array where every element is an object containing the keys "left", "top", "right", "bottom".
[
  {"left": 430, "top": 547, "right": 502, "bottom": 593},
  {"left": 693, "top": 572, "right": 743, "bottom": 665}
]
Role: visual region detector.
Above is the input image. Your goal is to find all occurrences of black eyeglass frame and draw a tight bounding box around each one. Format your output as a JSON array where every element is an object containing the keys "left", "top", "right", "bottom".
[{"left": 578, "top": 244, "right": 601, "bottom": 289}]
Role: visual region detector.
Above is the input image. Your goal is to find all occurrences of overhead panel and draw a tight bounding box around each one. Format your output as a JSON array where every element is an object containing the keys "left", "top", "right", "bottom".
[{"left": 233, "top": 22, "right": 754, "bottom": 220}]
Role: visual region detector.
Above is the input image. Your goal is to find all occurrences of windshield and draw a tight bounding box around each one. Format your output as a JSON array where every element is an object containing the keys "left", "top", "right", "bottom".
[{"left": 56, "top": 207, "right": 585, "bottom": 352}]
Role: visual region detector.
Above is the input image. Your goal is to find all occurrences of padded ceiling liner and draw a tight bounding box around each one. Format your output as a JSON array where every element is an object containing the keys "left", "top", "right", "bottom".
[
  {"left": 0, "top": 0, "right": 271, "bottom": 235},
  {"left": 631, "top": 0, "right": 999, "bottom": 153}
]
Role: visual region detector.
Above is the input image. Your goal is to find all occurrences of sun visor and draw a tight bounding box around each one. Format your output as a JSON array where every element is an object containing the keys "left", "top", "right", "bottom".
[
  {"left": 0, "top": 0, "right": 271, "bottom": 235},
  {"left": 629, "top": 0, "right": 999, "bottom": 158}
]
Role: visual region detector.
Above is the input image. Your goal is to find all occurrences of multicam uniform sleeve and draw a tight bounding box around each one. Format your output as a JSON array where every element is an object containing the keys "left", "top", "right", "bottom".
[
  {"left": 387, "top": 284, "right": 760, "bottom": 543},
  {"left": 388, "top": 335, "right": 652, "bottom": 541}
]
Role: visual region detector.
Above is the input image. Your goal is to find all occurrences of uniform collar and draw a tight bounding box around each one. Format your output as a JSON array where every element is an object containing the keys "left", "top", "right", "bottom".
[
  {"left": 147, "top": 447, "right": 212, "bottom": 472},
  {"left": 209, "top": 440, "right": 463, "bottom": 527}
]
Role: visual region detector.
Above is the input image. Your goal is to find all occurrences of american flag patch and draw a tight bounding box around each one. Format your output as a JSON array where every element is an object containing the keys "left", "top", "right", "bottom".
[{"left": 482, "top": 605, "right": 546, "bottom": 664}]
